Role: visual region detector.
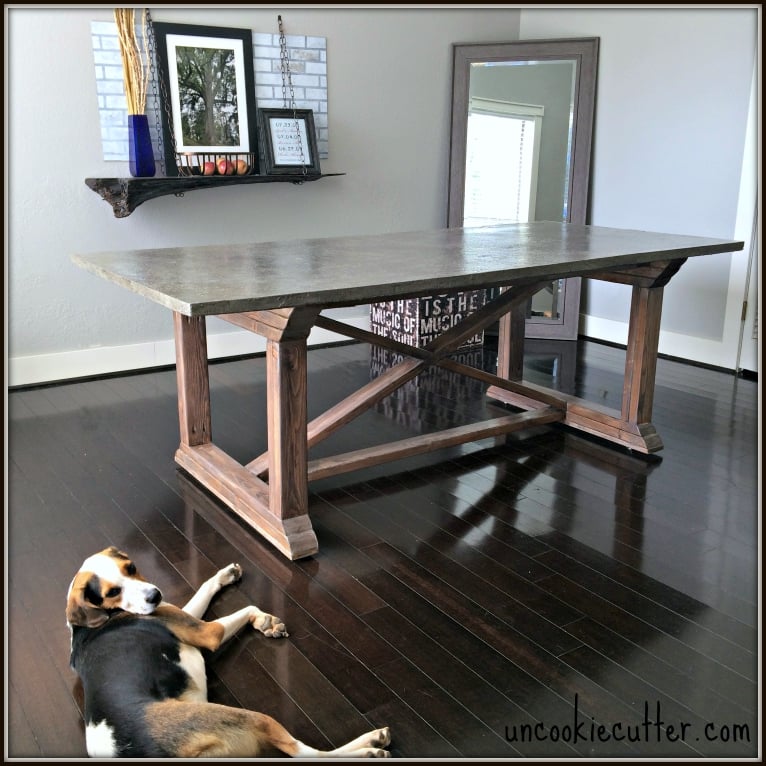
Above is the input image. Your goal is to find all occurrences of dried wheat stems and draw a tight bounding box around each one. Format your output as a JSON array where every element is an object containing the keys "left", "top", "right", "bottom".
[{"left": 114, "top": 8, "right": 150, "bottom": 115}]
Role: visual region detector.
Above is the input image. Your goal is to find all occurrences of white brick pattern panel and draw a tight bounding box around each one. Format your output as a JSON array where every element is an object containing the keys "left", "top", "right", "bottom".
[
  {"left": 253, "top": 33, "right": 328, "bottom": 159},
  {"left": 92, "top": 22, "right": 328, "bottom": 165}
]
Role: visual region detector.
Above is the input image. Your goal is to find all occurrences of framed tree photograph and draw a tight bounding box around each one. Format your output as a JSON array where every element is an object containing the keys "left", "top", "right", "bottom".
[
  {"left": 258, "top": 108, "right": 321, "bottom": 175},
  {"left": 153, "top": 22, "right": 259, "bottom": 176}
]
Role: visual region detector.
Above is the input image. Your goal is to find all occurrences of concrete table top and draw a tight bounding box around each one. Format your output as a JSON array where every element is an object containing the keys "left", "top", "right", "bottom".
[{"left": 72, "top": 222, "right": 743, "bottom": 316}]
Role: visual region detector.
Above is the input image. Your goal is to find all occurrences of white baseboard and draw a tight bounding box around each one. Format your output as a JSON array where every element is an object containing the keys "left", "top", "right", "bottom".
[
  {"left": 9, "top": 310, "right": 371, "bottom": 388},
  {"left": 11, "top": 310, "right": 742, "bottom": 388},
  {"left": 580, "top": 314, "right": 738, "bottom": 370}
]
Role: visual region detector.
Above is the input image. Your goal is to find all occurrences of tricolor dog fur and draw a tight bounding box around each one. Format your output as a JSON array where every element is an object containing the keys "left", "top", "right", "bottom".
[{"left": 67, "top": 547, "right": 391, "bottom": 758}]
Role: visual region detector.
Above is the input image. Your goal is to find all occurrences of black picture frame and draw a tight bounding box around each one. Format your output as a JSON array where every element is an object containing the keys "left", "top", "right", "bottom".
[
  {"left": 153, "top": 22, "right": 259, "bottom": 176},
  {"left": 258, "top": 108, "right": 321, "bottom": 176}
]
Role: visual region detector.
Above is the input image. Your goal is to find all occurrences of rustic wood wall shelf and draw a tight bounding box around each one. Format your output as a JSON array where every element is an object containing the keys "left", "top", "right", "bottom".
[{"left": 85, "top": 173, "right": 345, "bottom": 218}]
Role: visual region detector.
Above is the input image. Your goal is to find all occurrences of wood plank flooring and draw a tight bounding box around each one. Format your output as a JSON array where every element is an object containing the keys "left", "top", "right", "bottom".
[{"left": 6, "top": 338, "right": 759, "bottom": 758}]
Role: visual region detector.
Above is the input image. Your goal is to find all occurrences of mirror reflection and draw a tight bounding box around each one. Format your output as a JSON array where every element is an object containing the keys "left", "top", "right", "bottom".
[
  {"left": 465, "top": 60, "right": 576, "bottom": 228},
  {"left": 466, "top": 60, "right": 577, "bottom": 323},
  {"left": 448, "top": 39, "right": 599, "bottom": 339}
]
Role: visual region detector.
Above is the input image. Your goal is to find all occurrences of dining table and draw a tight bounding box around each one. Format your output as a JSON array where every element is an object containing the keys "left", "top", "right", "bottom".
[{"left": 72, "top": 222, "right": 743, "bottom": 559}]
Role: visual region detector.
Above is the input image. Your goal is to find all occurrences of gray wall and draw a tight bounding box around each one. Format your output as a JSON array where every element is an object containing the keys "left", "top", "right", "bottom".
[
  {"left": 7, "top": 7, "right": 758, "bottom": 383},
  {"left": 7, "top": 7, "right": 521, "bottom": 383},
  {"left": 521, "top": 8, "right": 756, "bottom": 343}
]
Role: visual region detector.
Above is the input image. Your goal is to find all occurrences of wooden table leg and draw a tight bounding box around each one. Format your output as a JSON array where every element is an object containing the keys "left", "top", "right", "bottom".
[
  {"left": 496, "top": 289, "right": 527, "bottom": 382},
  {"left": 173, "top": 308, "right": 320, "bottom": 560},
  {"left": 174, "top": 313, "right": 212, "bottom": 448},
  {"left": 620, "top": 284, "right": 664, "bottom": 452},
  {"left": 486, "top": 263, "right": 685, "bottom": 453},
  {"left": 265, "top": 336, "right": 318, "bottom": 557}
]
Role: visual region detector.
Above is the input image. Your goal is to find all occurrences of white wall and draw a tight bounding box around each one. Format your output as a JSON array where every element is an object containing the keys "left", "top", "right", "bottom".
[
  {"left": 520, "top": 7, "right": 758, "bottom": 369},
  {"left": 7, "top": 6, "right": 759, "bottom": 386},
  {"left": 7, "top": 7, "right": 521, "bottom": 386}
]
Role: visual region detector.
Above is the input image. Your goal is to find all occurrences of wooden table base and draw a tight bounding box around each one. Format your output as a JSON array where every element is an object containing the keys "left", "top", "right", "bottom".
[{"left": 172, "top": 260, "right": 681, "bottom": 560}]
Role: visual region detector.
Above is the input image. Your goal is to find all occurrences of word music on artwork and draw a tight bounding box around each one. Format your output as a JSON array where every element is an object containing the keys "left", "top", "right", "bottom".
[{"left": 371, "top": 291, "right": 487, "bottom": 348}]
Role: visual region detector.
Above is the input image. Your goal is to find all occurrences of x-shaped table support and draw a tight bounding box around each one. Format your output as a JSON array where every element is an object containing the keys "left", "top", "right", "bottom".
[{"left": 172, "top": 262, "right": 677, "bottom": 560}]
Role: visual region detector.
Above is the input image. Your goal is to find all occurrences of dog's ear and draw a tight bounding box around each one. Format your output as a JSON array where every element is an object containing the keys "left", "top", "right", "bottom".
[
  {"left": 66, "top": 572, "right": 109, "bottom": 629},
  {"left": 103, "top": 545, "right": 128, "bottom": 560}
]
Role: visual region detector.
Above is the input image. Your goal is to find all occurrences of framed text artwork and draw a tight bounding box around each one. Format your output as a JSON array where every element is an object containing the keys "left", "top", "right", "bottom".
[
  {"left": 258, "top": 108, "right": 321, "bottom": 175},
  {"left": 153, "top": 22, "right": 259, "bottom": 176}
]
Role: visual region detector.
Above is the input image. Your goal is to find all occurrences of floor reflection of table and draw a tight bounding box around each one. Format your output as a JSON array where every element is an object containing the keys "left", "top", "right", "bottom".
[{"left": 72, "top": 223, "right": 742, "bottom": 560}]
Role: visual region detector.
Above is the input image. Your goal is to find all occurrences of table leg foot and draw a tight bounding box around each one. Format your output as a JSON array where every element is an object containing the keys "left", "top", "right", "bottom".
[
  {"left": 487, "top": 385, "right": 663, "bottom": 454},
  {"left": 565, "top": 414, "right": 663, "bottom": 454},
  {"left": 175, "top": 443, "right": 318, "bottom": 560}
]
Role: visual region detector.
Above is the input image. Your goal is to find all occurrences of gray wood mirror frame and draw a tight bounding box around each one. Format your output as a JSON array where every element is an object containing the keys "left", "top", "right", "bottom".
[{"left": 448, "top": 37, "right": 599, "bottom": 339}]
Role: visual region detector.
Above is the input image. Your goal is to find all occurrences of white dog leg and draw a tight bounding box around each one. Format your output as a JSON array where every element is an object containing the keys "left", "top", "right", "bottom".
[
  {"left": 182, "top": 563, "right": 242, "bottom": 618},
  {"left": 295, "top": 727, "right": 392, "bottom": 758},
  {"left": 215, "top": 606, "right": 288, "bottom": 642}
]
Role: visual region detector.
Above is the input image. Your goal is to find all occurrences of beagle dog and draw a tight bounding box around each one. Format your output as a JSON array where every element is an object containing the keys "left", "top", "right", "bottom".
[{"left": 67, "top": 547, "right": 391, "bottom": 758}]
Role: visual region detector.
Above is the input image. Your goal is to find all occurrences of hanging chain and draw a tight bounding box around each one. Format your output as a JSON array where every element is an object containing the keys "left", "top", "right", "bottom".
[
  {"left": 277, "top": 15, "right": 307, "bottom": 175},
  {"left": 146, "top": 8, "right": 182, "bottom": 177},
  {"left": 144, "top": 8, "right": 165, "bottom": 175},
  {"left": 278, "top": 15, "right": 294, "bottom": 111}
]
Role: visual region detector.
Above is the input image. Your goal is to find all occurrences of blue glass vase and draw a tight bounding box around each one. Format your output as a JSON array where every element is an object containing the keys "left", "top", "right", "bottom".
[{"left": 128, "top": 114, "right": 156, "bottom": 177}]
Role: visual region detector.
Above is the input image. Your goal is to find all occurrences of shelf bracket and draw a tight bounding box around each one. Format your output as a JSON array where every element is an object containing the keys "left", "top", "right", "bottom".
[{"left": 85, "top": 174, "right": 344, "bottom": 218}]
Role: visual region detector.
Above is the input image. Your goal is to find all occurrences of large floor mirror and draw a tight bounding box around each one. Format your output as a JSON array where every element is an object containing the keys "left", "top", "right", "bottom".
[{"left": 448, "top": 38, "right": 599, "bottom": 339}]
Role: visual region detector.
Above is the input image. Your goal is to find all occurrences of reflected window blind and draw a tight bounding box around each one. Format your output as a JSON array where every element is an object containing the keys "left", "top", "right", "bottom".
[{"left": 463, "top": 99, "right": 543, "bottom": 227}]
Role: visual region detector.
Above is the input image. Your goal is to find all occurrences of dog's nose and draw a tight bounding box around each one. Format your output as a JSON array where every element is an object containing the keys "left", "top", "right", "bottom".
[{"left": 147, "top": 588, "right": 162, "bottom": 605}]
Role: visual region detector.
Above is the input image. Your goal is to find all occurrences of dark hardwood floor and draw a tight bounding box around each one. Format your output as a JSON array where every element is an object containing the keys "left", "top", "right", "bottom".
[{"left": 6, "top": 338, "right": 759, "bottom": 759}]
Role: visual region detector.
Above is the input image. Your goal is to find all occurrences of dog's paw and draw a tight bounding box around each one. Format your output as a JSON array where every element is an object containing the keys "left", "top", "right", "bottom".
[
  {"left": 370, "top": 728, "right": 391, "bottom": 749},
  {"left": 216, "top": 563, "right": 242, "bottom": 587},
  {"left": 349, "top": 728, "right": 391, "bottom": 757},
  {"left": 252, "top": 612, "right": 288, "bottom": 638}
]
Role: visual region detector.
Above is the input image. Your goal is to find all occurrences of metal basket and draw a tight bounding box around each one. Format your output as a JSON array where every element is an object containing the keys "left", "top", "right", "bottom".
[{"left": 175, "top": 152, "right": 257, "bottom": 177}]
